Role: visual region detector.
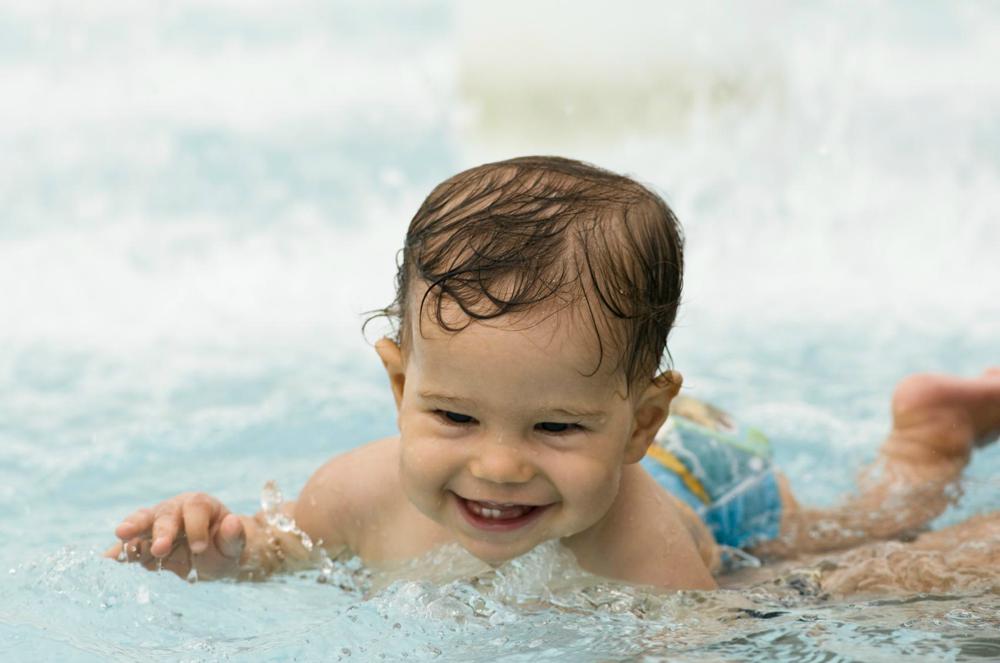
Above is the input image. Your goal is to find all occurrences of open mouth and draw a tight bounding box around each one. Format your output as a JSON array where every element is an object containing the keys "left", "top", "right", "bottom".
[{"left": 454, "top": 494, "right": 549, "bottom": 532}]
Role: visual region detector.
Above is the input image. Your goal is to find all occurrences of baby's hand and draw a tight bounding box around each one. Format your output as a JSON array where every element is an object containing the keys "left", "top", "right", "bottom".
[{"left": 105, "top": 492, "right": 248, "bottom": 580}]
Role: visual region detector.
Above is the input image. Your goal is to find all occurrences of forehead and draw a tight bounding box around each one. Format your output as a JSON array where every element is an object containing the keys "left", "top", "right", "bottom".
[{"left": 406, "top": 294, "right": 628, "bottom": 394}]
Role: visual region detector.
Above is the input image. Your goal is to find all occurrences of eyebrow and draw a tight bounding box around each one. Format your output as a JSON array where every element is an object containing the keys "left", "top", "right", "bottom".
[{"left": 417, "top": 391, "right": 608, "bottom": 420}]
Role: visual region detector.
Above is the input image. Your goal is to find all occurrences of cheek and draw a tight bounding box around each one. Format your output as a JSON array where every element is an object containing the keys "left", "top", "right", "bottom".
[
  {"left": 551, "top": 454, "right": 621, "bottom": 511},
  {"left": 399, "top": 432, "right": 461, "bottom": 499}
]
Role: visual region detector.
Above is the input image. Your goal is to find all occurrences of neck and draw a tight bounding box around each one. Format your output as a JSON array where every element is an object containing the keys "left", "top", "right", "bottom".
[{"left": 559, "top": 463, "right": 637, "bottom": 572}]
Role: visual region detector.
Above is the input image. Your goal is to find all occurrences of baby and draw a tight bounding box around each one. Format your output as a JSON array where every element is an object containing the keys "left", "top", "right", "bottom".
[{"left": 107, "top": 156, "right": 1000, "bottom": 589}]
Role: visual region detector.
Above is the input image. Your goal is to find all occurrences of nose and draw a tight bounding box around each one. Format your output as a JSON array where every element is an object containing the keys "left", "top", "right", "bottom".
[{"left": 468, "top": 437, "right": 535, "bottom": 485}]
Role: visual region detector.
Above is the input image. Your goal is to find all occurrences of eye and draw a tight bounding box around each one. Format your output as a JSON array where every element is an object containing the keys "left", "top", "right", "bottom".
[
  {"left": 436, "top": 410, "right": 476, "bottom": 425},
  {"left": 535, "top": 422, "right": 581, "bottom": 434}
]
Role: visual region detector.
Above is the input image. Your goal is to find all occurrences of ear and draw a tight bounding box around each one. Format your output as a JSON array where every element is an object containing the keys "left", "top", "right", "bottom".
[
  {"left": 375, "top": 338, "right": 407, "bottom": 410},
  {"left": 624, "top": 370, "right": 682, "bottom": 464}
]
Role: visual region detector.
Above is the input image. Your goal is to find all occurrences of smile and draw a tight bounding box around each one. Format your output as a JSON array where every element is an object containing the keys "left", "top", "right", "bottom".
[{"left": 454, "top": 494, "right": 550, "bottom": 532}]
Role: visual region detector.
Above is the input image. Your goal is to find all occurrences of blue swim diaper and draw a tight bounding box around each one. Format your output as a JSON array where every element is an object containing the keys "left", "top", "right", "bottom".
[{"left": 640, "top": 397, "right": 782, "bottom": 550}]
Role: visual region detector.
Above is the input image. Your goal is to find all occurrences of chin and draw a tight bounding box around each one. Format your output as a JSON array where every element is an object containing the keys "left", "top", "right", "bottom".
[{"left": 460, "top": 537, "right": 539, "bottom": 566}]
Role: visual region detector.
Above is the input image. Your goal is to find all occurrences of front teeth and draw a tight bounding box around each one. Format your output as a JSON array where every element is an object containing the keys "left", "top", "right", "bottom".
[{"left": 465, "top": 499, "right": 530, "bottom": 519}]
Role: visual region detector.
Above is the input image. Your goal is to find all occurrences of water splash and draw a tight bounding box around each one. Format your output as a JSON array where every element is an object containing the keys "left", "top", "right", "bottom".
[
  {"left": 259, "top": 480, "right": 369, "bottom": 593},
  {"left": 260, "top": 479, "right": 312, "bottom": 552}
]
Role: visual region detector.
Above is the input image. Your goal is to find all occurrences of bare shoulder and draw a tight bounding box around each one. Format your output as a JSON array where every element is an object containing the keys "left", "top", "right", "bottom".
[
  {"left": 293, "top": 436, "right": 407, "bottom": 555},
  {"left": 669, "top": 492, "right": 722, "bottom": 573},
  {"left": 568, "top": 464, "right": 717, "bottom": 590}
]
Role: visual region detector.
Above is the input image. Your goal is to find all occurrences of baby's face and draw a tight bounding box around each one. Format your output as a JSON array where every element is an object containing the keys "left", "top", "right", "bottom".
[{"left": 385, "top": 306, "right": 655, "bottom": 565}]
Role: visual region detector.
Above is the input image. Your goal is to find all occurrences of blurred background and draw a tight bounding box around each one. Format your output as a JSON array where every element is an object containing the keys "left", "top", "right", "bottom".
[
  {"left": 2, "top": 1, "right": 1000, "bottom": 659},
  {"left": 2, "top": 0, "right": 999, "bottom": 563}
]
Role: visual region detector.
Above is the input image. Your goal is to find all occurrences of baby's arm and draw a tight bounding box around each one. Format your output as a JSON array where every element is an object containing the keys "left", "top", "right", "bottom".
[
  {"left": 105, "top": 492, "right": 317, "bottom": 580},
  {"left": 105, "top": 441, "right": 395, "bottom": 579}
]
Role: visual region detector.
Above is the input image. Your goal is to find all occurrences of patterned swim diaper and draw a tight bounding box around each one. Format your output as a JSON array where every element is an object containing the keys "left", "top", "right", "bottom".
[{"left": 640, "top": 396, "right": 782, "bottom": 550}]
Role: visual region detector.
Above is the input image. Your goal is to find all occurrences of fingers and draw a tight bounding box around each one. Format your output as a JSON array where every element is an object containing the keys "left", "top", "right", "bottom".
[
  {"left": 155, "top": 543, "right": 194, "bottom": 578},
  {"left": 151, "top": 506, "right": 183, "bottom": 557},
  {"left": 182, "top": 495, "right": 218, "bottom": 554},
  {"left": 130, "top": 536, "right": 194, "bottom": 577},
  {"left": 215, "top": 513, "right": 246, "bottom": 560},
  {"left": 110, "top": 493, "right": 242, "bottom": 579},
  {"left": 119, "top": 536, "right": 153, "bottom": 564},
  {"left": 115, "top": 508, "right": 155, "bottom": 541},
  {"left": 106, "top": 537, "right": 154, "bottom": 565}
]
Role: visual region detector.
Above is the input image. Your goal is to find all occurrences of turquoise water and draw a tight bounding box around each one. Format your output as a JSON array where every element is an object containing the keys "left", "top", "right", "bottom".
[{"left": 1, "top": 1, "right": 999, "bottom": 660}]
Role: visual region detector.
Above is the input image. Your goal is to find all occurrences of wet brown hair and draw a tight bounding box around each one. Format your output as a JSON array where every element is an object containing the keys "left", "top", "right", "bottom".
[{"left": 368, "top": 156, "right": 684, "bottom": 389}]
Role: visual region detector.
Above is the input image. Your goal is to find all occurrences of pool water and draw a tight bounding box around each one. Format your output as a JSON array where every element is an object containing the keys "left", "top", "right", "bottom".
[{"left": 1, "top": 1, "right": 999, "bottom": 660}]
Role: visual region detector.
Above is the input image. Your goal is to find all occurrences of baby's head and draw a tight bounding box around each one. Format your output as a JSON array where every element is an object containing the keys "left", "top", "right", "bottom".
[
  {"left": 378, "top": 155, "right": 684, "bottom": 390},
  {"left": 374, "top": 156, "right": 687, "bottom": 563}
]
